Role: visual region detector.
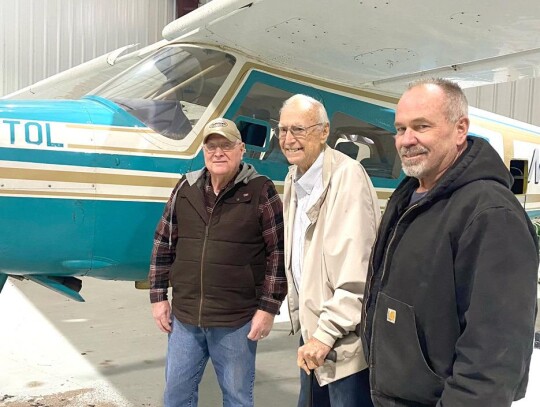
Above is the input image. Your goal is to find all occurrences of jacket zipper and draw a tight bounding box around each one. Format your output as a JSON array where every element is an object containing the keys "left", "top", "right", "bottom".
[{"left": 363, "top": 202, "right": 420, "bottom": 365}]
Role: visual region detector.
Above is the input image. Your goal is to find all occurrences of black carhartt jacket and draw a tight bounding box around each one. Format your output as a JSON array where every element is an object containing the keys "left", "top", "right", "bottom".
[{"left": 362, "top": 137, "right": 538, "bottom": 406}]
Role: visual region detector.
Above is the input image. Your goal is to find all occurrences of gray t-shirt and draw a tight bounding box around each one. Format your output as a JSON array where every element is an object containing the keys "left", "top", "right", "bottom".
[{"left": 409, "top": 190, "right": 428, "bottom": 206}]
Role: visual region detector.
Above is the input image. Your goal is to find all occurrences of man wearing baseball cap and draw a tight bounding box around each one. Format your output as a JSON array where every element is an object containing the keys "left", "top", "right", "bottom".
[{"left": 149, "top": 117, "right": 287, "bottom": 407}]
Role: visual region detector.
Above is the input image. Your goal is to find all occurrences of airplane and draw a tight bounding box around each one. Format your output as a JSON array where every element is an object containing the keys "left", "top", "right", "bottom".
[{"left": 2, "top": 0, "right": 540, "bottom": 302}]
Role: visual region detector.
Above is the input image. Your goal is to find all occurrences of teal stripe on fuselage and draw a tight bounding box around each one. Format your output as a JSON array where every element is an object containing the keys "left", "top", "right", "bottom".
[
  {"left": 0, "top": 96, "right": 145, "bottom": 127},
  {"left": 0, "top": 147, "right": 192, "bottom": 174}
]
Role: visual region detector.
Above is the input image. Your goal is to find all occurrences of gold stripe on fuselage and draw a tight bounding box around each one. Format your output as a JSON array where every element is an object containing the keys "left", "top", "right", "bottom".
[
  {"left": 2, "top": 167, "right": 179, "bottom": 188},
  {"left": 68, "top": 143, "right": 186, "bottom": 156},
  {"left": 0, "top": 189, "right": 167, "bottom": 201}
]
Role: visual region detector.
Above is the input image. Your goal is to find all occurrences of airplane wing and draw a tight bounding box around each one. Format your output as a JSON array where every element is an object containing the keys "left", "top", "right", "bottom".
[
  {"left": 162, "top": 0, "right": 540, "bottom": 98},
  {"left": 3, "top": 40, "right": 167, "bottom": 100},
  {"left": 6, "top": 0, "right": 539, "bottom": 101}
]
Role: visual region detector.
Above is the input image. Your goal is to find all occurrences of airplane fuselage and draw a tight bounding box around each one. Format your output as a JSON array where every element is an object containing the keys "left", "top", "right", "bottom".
[{"left": 2, "top": 22, "right": 540, "bottom": 300}]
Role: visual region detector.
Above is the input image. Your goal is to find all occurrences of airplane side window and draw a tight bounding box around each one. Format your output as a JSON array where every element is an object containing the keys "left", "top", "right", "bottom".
[
  {"left": 231, "top": 83, "right": 293, "bottom": 164},
  {"left": 89, "top": 46, "right": 236, "bottom": 140},
  {"left": 227, "top": 75, "right": 400, "bottom": 183},
  {"left": 237, "top": 117, "right": 268, "bottom": 147},
  {"left": 330, "top": 111, "right": 400, "bottom": 179}
]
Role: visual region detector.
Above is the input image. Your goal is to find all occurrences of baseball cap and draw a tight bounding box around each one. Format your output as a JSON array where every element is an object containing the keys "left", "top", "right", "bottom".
[{"left": 202, "top": 118, "right": 242, "bottom": 143}]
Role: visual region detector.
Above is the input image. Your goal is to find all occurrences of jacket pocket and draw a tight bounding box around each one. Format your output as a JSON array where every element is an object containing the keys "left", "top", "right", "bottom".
[
  {"left": 204, "top": 264, "right": 258, "bottom": 313},
  {"left": 372, "top": 292, "right": 444, "bottom": 405}
]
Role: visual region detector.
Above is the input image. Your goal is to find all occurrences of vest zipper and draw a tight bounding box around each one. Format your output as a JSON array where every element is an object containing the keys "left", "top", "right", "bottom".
[
  {"left": 198, "top": 187, "right": 230, "bottom": 327},
  {"left": 198, "top": 222, "right": 210, "bottom": 327}
]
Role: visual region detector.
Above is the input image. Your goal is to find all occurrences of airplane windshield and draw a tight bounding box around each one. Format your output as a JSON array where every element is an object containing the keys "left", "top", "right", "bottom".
[{"left": 89, "top": 45, "right": 236, "bottom": 140}]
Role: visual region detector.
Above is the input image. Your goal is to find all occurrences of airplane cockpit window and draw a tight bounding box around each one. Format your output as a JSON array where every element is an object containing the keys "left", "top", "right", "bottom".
[
  {"left": 328, "top": 112, "right": 400, "bottom": 179},
  {"left": 89, "top": 46, "right": 235, "bottom": 140}
]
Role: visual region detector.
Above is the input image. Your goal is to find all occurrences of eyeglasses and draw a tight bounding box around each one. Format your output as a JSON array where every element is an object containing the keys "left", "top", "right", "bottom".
[
  {"left": 203, "top": 141, "right": 240, "bottom": 153},
  {"left": 276, "top": 123, "right": 323, "bottom": 139}
]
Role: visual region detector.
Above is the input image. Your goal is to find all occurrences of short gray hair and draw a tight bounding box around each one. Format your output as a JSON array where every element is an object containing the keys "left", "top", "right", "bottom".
[
  {"left": 407, "top": 78, "right": 468, "bottom": 123},
  {"left": 280, "top": 94, "right": 329, "bottom": 124}
]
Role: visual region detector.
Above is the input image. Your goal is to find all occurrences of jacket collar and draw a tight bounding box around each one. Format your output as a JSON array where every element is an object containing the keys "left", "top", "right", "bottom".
[{"left": 286, "top": 145, "right": 334, "bottom": 224}]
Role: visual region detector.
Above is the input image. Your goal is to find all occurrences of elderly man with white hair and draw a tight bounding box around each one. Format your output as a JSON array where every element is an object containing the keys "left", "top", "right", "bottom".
[{"left": 279, "top": 94, "right": 380, "bottom": 406}]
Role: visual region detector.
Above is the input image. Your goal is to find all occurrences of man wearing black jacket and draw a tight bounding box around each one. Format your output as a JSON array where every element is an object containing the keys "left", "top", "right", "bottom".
[{"left": 362, "top": 78, "right": 538, "bottom": 406}]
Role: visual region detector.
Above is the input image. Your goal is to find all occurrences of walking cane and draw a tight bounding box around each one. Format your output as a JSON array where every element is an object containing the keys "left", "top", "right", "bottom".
[{"left": 306, "top": 350, "right": 337, "bottom": 407}]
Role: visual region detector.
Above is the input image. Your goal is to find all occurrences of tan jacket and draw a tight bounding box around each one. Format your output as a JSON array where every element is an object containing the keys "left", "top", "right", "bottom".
[{"left": 284, "top": 146, "right": 380, "bottom": 385}]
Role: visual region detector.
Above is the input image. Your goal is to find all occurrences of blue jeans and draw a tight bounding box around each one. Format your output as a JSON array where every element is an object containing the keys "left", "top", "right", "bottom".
[
  {"left": 297, "top": 368, "right": 374, "bottom": 407},
  {"left": 297, "top": 340, "right": 373, "bottom": 407},
  {"left": 164, "top": 317, "right": 257, "bottom": 407}
]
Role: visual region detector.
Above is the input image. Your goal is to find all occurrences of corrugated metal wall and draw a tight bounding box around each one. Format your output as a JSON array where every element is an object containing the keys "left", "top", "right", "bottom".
[
  {"left": 0, "top": 0, "right": 176, "bottom": 97},
  {"left": 464, "top": 78, "right": 540, "bottom": 127}
]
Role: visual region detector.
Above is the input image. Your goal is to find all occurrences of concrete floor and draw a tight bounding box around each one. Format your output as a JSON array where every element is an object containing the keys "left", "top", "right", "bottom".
[
  {"left": 1, "top": 277, "right": 539, "bottom": 407},
  {"left": 0, "top": 278, "right": 299, "bottom": 407}
]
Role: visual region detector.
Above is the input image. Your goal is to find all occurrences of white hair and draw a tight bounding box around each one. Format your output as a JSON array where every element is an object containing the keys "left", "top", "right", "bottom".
[{"left": 280, "top": 94, "right": 329, "bottom": 124}]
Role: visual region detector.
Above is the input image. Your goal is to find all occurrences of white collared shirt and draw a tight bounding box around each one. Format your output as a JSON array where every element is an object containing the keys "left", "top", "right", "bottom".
[{"left": 291, "top": 151, "right": 325, "bottom": 291}]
